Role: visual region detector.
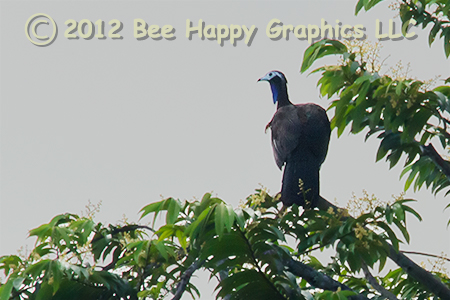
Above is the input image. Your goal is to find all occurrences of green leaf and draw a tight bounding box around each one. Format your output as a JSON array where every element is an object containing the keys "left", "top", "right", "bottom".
[
  {"left": 378, "top": 253, "right": 387, "bottom": 272},
  {"left": 395, "top": 81, "right": 403, "bottom": 96},
  {"left": 157, "top": 225, "right": 176, "bottom": 241},
  {"left": 407, "top": 109, "right": 432, "bottom": 139},
  {"left": 25, "top": 259, "right": 51, "bottom": 278},
  {"left": 234, "top": 208, "right": 246, "bottom": 229},
  {"left": 355, "top": 0, "right": 383, "bottom": 14},
  {"left": 355, "top": 0, "right": 365, "bottom": 14},
  {"left": 51, "top": 260, "right": 63, "bottom": 294},
  {"left": 392, "top": 218, "right": 410, "bottom": 243},
  {"left": 167, "top": 198, "right": 181, "bottom": 225},
  {"left": 215, "top": 203, "right": 226, "bottom": 237},
  {"left": 392, "top": 202, "right": 406, "bottom": 222},
  {"left": 195, "top": 193, "right": 223, "bottom": 217},
  {"left": 445, "top": 30, "right": 450, "bottom": 58},
  {"left": 186, "top": 206, "right": 212, "bottom": 238},
  {"left": 301, "top": 39, "right": 348, "bottom": 73},
  {"left": 225, "top": 204, "right": 235, "bottom": 233},
  {"left": 12, "top": 277, "right": 25, "bottom": 291},
  {"left": 0, "top": 279, "right": 14, "bottom": 300},
  {"left": 36, "top": 281, "right": 53, "bottom": 300},
  {"left": 404, "top": 166, "right": 419, "bottom": 191},
  {"left": 385, "top": 205, "right": 393, "bottom": 224},
  {"left": 429, "top": 21, "right": 441, "bottom": 46},
  {"left": 376, "top": 222, "right": 399, "bottom": 251},
  {"left": 403, "top": 205, "right": 422, "bottom": 221},
  {"left": 0, "top": 255, "right": 23, "bottom": 278},
  {"left": 218, "top": 269, "right": 285, "bottom": 300},
  {"left": 201, "top": 232, "right": 249, "bottom": 264},
  {"left": 346, "top": 253, "right": 362, "bottom": 272},
  {"left": 29, "top": 224, "right": 51, "bottom": 240},
  {"left": 55, "top": 227, "right": 73, "bottom": 251},
  {"left": 139, "top": 200, "right": 165, "bottom": 225},
  {"left": 376, "top": 142, "right": 389, "bottom": 162},
  {"left": 70, "top": 219, "right": 94, "bottom": 245},
  {"left": 154, "top": 241, "right": 168, "bottom": 261},
  {"left": 176, "top": 229, "right": 187, "bottom": 249},
  {"left": 215, "top": 202, "right": 235, "bottom": 236}
]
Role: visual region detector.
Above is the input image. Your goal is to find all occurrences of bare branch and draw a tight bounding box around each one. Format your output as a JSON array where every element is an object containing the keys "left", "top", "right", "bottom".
[{"left": 401, "top": 250, "right": 450, "bottom": 263}]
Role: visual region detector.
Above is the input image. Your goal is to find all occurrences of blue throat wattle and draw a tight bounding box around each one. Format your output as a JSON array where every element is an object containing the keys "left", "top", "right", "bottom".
[{"left": 270, "top": 83, "right": 279, "bottom": 104}]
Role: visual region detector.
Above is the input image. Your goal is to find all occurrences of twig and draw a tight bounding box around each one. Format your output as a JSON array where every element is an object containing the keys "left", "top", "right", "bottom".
[
  {"left": 401, "top": 250, "right": 450, "bottom": 262},
  {"left": 361, "top": 263, "right": 398, "bottom": 300}
]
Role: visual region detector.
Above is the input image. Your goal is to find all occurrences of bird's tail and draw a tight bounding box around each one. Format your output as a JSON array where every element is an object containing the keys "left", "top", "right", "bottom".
[{"left": 280, "top": 155, "right": 320, "bottom": 208}]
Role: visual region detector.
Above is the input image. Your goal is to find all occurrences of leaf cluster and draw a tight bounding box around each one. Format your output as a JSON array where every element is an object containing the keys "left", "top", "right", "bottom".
[
  {"left": 2, "top": 188, "right": 443, "bottom": 300},
  {"left": 355, "top": 0, "right": 450, "bottom": 58},
  {"left": 302, "top": 39, "right": 450, "bottom": 199}
]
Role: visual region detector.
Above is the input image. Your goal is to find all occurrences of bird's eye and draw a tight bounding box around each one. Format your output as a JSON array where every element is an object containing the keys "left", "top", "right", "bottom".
[{"left": 269, "top": 72, "right": 273, "bottom": 76}]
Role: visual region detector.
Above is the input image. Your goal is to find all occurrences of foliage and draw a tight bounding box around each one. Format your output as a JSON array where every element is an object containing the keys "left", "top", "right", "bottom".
[
  {"left": 355, "top": 0, "right": 450, "bottom": 58},
  {"left": 302, "top": 37, "right": 450, "bottom": 200},
  {"left": 2, "top": 1, "right": 450, "bottom": 299},
  {"left": 2, "top": 189, "right": 442, "bottom": 300}
]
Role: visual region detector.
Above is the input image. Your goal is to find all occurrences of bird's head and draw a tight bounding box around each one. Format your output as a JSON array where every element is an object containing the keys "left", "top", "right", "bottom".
[{"left": 257, "top": 70, "right": 288, "bottom": 104}]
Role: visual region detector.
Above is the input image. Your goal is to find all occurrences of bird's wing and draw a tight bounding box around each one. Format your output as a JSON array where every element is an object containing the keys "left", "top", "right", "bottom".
[
  {"left": 270, "top": 105, "right": 305, "bottom": 169},
  {"left": 304, "top": 104, "right": 331, "bottom": 166},
  {"left": 270, "top": 103, "right": 331, "bottom": 169}
]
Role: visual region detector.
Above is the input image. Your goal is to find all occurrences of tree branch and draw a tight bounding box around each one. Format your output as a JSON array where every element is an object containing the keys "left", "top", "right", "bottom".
[
  {"left": 285, "top": 258, "right": 370, "bottom": 300},
  {"left": 111, "top": 224, "right": 155, "bottom": 235},
  {"left": 402, "top": 0, "right": 450, "bottom": 33},
  {"left": 401, "top": 250, "right": 450, "bottom": 263},
  {"left": 317, "top": 195, "right": 450, "bottom": 300},
  {"left": 171, "top": 258, "right": 204, "bottom": 300},
  {"left": 361, "top": 262, "right": 398, "bottom": 300},
  {"left": 237, "top": 227, "right": 287, "bottom": 299},
  {"left": 388, "top": 246, "right": 450, "bottom": 299},
  {"left": 420, "top": 143, "right": 450, "bottom": 182}
]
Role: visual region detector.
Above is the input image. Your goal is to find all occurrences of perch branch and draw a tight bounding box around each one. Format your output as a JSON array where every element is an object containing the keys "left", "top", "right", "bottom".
[{"left": 317, "top": 196, "right": 450, "bottom": 300}]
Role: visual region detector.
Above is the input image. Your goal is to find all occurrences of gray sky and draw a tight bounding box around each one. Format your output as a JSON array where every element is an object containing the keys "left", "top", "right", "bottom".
[{"left": 1, "top": 0, "right": 449, "bottom": 298}]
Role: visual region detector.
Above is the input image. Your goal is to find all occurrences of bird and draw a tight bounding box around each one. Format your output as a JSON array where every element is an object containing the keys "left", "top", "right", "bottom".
[{"left": 258, "top": 70, "right": 331, "bottom": 208}]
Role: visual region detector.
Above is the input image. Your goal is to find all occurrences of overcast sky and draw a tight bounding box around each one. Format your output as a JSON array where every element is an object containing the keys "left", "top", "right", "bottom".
[{"left": 1, "top": 0, "right": 450, "bottom": 298}]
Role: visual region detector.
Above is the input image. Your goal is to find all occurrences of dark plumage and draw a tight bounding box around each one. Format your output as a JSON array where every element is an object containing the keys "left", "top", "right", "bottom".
[{"left": 258, "top": 71, "right": 331, "bottom": 208}]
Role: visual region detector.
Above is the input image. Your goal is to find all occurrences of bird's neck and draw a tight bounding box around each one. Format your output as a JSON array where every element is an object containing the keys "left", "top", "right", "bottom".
[{"left": 271, "top": 81, "right": 292, "bottom": 109}]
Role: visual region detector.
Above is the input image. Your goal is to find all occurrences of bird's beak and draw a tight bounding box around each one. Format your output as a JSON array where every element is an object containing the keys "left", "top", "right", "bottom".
[
  {"left": 257, "top": 76, "right": 267, "bottom": 83},
  {"left": 258, "top": 72, "right": 272, "bottom": 82}
]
